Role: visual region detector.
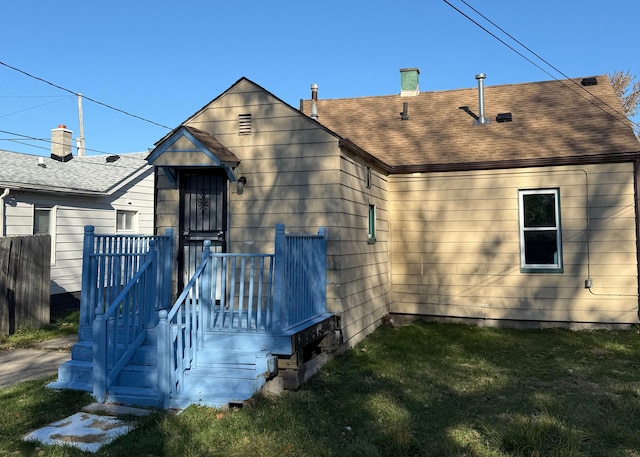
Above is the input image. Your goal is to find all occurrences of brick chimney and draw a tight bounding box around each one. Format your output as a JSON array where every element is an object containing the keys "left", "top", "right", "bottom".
[
  {"left": 51, "top": 125, "right": 73, "bottom": 162},
  {"left": 400, "top": 68, "right": 420, "bottom": 97}
]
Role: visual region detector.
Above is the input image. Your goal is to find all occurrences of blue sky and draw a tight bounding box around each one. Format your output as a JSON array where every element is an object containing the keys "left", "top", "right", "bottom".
[{"left": 1, "top": 1, "right": 638, "bottom": 156}]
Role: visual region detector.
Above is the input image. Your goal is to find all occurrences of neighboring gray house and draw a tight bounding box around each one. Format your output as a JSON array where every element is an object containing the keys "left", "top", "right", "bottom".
[{"left": 0, "top": 125, "right": 154, "bottom": 306}]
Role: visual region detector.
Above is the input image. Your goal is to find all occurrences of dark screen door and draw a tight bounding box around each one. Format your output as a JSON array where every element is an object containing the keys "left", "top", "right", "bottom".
[{"left": 179, "top": 169, "right": 227, "bottom": 291}]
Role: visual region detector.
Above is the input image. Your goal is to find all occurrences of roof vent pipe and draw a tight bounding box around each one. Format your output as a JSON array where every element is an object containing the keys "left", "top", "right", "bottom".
[
  {"left": 400, "top": 102, "right": 409, "bottom": 120},
  {"left": 474, "top": 73, "right": 490, "bottom": 126},
  {"left": 311, "top": 84, "right": 318, "bottom": 120}
]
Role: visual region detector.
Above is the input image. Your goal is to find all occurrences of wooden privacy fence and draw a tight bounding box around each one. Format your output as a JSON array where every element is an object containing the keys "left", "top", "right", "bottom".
[{"left": 0, "top": 235, "right": 51, "bottom": 335}]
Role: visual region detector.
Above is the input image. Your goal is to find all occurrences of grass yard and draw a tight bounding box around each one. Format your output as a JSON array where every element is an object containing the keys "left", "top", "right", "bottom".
[{"left": 2, "top": 321, "right": 640, "bottom": 456}]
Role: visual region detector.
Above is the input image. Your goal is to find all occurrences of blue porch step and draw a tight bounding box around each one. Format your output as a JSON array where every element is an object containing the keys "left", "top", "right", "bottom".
[
  {"left": 170, "top": 348, "right": 277, "bottom": 409},
  {"left": 48, "top": 339, "right": 94, "bottom": 391},
  {"left": 49, "top": 312, "right": 341, "bottom": 409}
]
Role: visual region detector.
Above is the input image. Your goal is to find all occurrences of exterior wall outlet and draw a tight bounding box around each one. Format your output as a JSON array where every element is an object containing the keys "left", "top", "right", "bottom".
[{"left": 584, "top": 278, "right": 593, "bottom": 289}]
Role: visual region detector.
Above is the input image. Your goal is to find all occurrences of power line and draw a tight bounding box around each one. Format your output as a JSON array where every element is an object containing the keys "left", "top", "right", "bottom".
[
  {"left": 0, "top": 95, "right": 74, "bottom": 119},
  {"left": 0, "top": 60, "right": 173, "bottom": 130},
  {"left": 0, "top": 128, "right": 113, "bottom": 155},
  {"left": 442, "top": 0, "right": 639, "bottom": 132}
]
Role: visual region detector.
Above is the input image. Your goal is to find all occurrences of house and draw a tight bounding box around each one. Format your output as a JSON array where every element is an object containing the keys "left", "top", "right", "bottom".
[
  {"left": 300, "top": 70, "right": 640, "bottom": 329},
  {"left": 0, "top": 125, "right": 154, "bottom": 308},
  {"left": 50, "top": 70, "right": 640, "bottom": 409},
  {"left": 151, "top": 70, "right": 640, "bottom": 346}
]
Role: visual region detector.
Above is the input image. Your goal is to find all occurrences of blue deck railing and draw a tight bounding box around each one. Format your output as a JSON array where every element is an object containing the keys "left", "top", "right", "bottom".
[
  {"left": 92, "top": 244, "right": 158, "bottom": 402},
  {"left": 79, "top": 226, "right": 174, "bottom": 330},
  {"left": 78, "top": 223, "right": 327, "bottom": 407},
  {"left": 157, "top": 224, "right": 327, "bottom": 406}
]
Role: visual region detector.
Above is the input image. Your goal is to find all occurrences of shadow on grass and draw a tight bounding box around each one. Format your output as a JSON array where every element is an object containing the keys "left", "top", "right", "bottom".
[
  {"left": 0, "top": 376, "right": 93, "bottom": 456},
  {"left": 163, "top": 322, "right": 640, "bottom": 456},
  {"left": 6, "top": 322, "right": 640, "bottom": 456}
]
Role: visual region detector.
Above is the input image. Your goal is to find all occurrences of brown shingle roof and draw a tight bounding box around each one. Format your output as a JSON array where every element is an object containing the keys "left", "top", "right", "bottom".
[
  {"left": 183, "top": 126, "right": 240, "bottom": 166},
  {"left": 302, "top": 75, "right": 640, "bottom": 172}
]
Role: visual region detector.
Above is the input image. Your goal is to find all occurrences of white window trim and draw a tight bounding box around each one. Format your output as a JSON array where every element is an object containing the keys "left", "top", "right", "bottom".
[
  {"left": 116, "top": 209, "right": 138, "bottom": 233},
  {"left": 518, "top": 188, "right": 562, "bottom": 272},
  {"left": 33, "top": 205, "right": 56, "bottom": 266}
]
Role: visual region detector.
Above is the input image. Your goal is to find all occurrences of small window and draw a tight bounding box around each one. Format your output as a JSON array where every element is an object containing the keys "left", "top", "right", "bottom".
[
  {"left": 518, "top": 189, "right": 562, "bottom": 272},
  {"left": 33, "top": 207, "right": 51, "bottom": 235},
  {"left": 366, "top": 166, "right": 372, "bottom": 188},
  {"left": 116, "top": 210, "right": 137, "bottom": 232},
  {"left": 238, "top": 113, "right": 252, "bottom": 135},
  {"left": 368, "top": 204, "right": 376, "bottom": 243},
  {"left": 33, "top": 206, "right": 55, "bottom": 265}
]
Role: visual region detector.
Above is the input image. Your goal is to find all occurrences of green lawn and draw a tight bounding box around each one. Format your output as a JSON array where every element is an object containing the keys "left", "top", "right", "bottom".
[{"left": 2, "top": 321, "right": 640, "bottom": 456}]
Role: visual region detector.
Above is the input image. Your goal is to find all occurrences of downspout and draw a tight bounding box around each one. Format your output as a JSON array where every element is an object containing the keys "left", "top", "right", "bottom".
[{"left": 0, "top": 188, "right": 10, "bottom": 237}]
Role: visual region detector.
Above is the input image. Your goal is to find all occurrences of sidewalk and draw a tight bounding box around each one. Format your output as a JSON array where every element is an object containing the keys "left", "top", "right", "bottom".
[{"left": 0, "top": 335, "right": 76, "bottom": 389}]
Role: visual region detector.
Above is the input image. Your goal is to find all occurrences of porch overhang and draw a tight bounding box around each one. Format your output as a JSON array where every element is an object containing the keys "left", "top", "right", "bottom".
[{"left": 146, "top": 126, "right": 240, "bottom": 182}]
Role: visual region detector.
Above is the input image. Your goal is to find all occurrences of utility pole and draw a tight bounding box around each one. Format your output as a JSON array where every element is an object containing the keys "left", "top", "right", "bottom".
[{"left": 77, "top": 93, "right": 86, "bottom": 157}]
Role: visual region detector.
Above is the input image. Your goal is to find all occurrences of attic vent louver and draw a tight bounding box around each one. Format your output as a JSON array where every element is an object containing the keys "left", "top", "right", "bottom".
[
  {"left": 496, "top": 112, "right": 512, "bottom": 122},
  {"left": 106, "top": 155, "right": 120, "bottom": 163},
  {"left": 581, "top": 77, "right": 598, "bottom": 86},
  {"left": 238, "top": 113, "right": 252, "bottom": 135}
]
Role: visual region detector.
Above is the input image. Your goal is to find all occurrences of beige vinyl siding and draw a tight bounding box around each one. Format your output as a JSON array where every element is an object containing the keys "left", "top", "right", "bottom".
[
  {"left": 155, "top": 79, "right": 392, "bottom": 344},
  {"left": 185, "top": 80, "right": 342, "bottom": 254},
  {"left": 389, "top": 163, "right": 639, "bottom": 326},
  {"left": 331, "top": 154, "right": 391, "bottom": 346}
]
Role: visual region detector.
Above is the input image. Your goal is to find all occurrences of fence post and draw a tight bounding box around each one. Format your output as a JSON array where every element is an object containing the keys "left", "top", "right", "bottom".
[
  {"left": 80, "top": 225, "right": 95, "bottom": 332},
  {"left": 145, "top": 240, "right": 157, "bottom": 328},
  {"left": 200, "top": 240, "right": 212, "bottom": 341},
  {"left": 157, "top": 309, "right": 169, "bottom": 409},
  {"left": 272, "top": 224, "right": 286, "bottom": 333},
  {"left": 161, "top": 228, "right": 174, "bottom": 311},
  {"left": 93, "top": 305, "right": 106, "bottom": 402}
]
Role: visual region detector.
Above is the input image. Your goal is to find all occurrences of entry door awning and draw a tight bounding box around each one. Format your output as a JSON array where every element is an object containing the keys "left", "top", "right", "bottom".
[{"left": 146, "top": 126, "right": 240, "bottom": 182}]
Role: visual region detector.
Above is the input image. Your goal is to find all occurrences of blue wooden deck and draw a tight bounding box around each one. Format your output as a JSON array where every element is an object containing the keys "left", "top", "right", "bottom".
[{"left": 49, "top": 224, "right": 333, "bottom": 409}]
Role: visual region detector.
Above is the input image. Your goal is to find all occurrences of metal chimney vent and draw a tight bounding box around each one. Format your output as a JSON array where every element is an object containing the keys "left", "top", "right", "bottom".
[
  {"left": 311, "top": 84, "right": 319, "bottom": 120},
  {"left": 474, "top": 73, "right": 490, "bottom": 125}
]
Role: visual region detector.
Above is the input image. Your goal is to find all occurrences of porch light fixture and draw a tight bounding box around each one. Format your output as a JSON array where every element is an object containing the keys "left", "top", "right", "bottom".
[{"left": 237, "top": 176, "right": 247, "bottom": 195}]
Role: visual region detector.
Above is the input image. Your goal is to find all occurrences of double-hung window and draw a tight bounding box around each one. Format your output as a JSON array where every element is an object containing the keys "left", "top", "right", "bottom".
[{"left": 518, "top": 188, "right": 562, "bottom": 272}]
